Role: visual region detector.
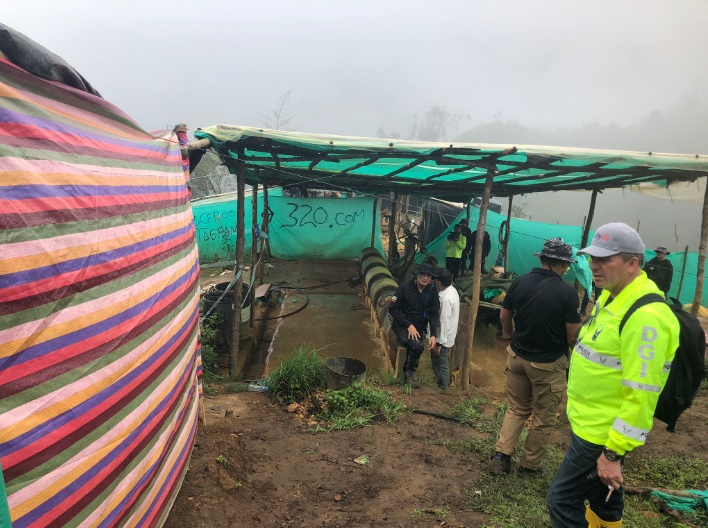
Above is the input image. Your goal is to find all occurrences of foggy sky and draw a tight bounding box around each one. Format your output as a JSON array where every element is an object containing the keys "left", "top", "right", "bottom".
[
  {"left": 6, "top": 1, "right": 708, "bottom": 138},
  {"left": 5, "top": 1, "right": 708, "bottom": 249}
]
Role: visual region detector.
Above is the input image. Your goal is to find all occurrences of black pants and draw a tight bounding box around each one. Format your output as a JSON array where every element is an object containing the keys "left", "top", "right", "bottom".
[
  {"left": 393, "top": 325, "right": 426, "bottom": 374},
  {"left": 445, "top": 257, "right": 462, "bottom": 279}
]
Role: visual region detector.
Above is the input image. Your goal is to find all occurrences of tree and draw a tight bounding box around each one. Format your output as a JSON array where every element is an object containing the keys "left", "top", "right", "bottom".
[{"left": 260, "top": 89, "right": 295, "bottom": 130}]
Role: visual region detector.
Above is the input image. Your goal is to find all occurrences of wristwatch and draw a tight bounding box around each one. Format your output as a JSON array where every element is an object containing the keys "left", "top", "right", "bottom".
[{"left": 603, "top": 447, "right": 621, "bottom": 462}]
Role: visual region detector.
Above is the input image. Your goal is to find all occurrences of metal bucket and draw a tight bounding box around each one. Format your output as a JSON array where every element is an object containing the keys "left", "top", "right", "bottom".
[{"left": 324, "top": 357, "right": 367, "bottom": 390}]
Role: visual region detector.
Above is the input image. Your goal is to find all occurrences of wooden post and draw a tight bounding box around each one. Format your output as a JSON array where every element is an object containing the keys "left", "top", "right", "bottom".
[
  {"left": 676, "top": 245, "right": 689, "bottom": 301},
  {"left": 465, "top": 198, "right": 471, "bottom": 222},
  {"left": 463, "top": 170, "right": 494, "bottom": 391},
  {"left": 251, "top": 181, "right": 259, "bottom": 266},
  {"left": 259, "top": 181, "right": 271, "bottom": 278},
  {"left": 580, "top": 189, "right": 599, "bottom": 248},
  {"left": 504, "top": 195, "right": 513, "bottom": 271},
  {"left": 691, "top": 178, "right": 708, "bottom": 315},
  {"left": 250, "top": 181, "right": 259, "bottom": 327},
  {"left": 370, "top": 195, "right": 378, "bottom": 248},
  {"left": 229, "top": 155, "right": 246, "bottom": 378},
  {"left": 387, "top": 192, "right": 397, "bottom": 266}
]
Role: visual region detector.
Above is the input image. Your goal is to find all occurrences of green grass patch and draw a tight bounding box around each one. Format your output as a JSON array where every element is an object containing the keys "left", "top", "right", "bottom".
[
  {"left": 450, "top": 396, "right": 506, "bottom": 434},
  {"left": 320, "top": 383, "right": 406, "bottom": 430},
  {"left": 266, "top": 345, "right": 326, "bottom": 403}
]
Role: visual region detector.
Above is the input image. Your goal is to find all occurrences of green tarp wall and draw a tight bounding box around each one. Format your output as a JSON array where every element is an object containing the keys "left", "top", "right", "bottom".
[
  {"left": 419, "top": 207, "right": 708, "bottom": 306},
  {"left": 191, "top": 188, "right": 283, "bottom": 264},
  {"left": 192, "top": 193, "right": 384, "bottom": 262}
]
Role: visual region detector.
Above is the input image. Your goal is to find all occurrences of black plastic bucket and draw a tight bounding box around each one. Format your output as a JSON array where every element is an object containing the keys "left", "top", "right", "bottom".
[
  {"left": 324, "top": 357, "right": 367, "bottom": 390},
  {"left": 202, "top": 282, "right": 252, "bottom": 347}
]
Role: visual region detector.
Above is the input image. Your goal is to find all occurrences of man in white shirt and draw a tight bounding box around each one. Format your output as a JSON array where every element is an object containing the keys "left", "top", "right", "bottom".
[{"left": 433, "top": 267, "right": 460, "bottom": 390}]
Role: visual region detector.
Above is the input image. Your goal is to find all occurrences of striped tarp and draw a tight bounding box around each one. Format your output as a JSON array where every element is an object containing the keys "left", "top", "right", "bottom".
[{"left": 0, "top": 56, "right": 200, "bottom": 527}]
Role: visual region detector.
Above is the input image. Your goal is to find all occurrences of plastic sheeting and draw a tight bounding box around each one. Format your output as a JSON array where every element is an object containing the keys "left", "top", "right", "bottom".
[
  {"left": 0, "top": 53, "right": 199, "bottom": 527},
  {"left": 419, "top": 207, "right": 708, "bottom": 306},
  {"left": 191, "top": 193, "right": 383, "bottom": 262},
  {"left": 191, "top": 188, "right": 284, "bottom": 264},
  {"left": 268, "top": 196, "right": 384, "bottom": 260}
]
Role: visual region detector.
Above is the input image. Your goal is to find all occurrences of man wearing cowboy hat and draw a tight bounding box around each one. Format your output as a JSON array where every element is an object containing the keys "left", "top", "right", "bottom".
[
  {"left": 388, "top": 262, "right": 441, "bottom": 387},
  {"left": 490, "top": 238, "right": 582, "bottom": 477},
  {"left": 644, "top": 245, "right": 673, "bottom": 297}
]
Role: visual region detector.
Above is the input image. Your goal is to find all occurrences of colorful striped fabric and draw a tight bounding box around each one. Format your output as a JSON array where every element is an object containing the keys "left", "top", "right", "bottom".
[{"left": 0, "top": 56, "right": 200, "bottom": 528}]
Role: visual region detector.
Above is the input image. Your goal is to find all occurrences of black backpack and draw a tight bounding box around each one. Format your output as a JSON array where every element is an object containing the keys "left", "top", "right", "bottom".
[{"left": 619, "top": 295, "right": 706, "bottom": 432}]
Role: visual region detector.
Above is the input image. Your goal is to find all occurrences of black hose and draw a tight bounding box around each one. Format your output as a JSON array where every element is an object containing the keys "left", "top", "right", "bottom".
[
  {"left": 252, "top": 287, "right": 310, "bottom": 321},
  {"left": 411, "top": 409, "right": 464, "bottom": 423}
]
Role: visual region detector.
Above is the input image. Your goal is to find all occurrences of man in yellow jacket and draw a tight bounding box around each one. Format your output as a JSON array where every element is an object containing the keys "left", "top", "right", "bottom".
[
  {"left": 546, "top": 223, "right": 679, "bottom": 528},
  {"left": 444, "top": 224, "right": 466, "bottom": 279}
]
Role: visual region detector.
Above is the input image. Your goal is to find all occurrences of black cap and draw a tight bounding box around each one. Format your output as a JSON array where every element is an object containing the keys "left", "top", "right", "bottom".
[{"left": 533, "top": 237, "right": 577, "bottom": 263}]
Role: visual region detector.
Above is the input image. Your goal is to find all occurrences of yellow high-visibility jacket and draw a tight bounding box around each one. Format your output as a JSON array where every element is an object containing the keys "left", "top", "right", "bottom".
[
  {"left": 445, "top": 235, "right": 466, "bottom": 258},
  {"left": 567, "top": 272, "right": 679, "bottom": 455}
]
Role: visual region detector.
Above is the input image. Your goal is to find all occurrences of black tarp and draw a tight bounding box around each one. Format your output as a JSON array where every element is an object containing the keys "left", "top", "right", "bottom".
[{"left": 0, "top": 23, "right": 101, "bottom": 97}]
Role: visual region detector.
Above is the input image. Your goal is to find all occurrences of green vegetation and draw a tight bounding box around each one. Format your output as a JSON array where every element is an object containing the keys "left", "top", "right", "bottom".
[
  {"left": 224, "top": 382, "right": 249, "bottom": 393},
  {"left": 450, "top": 396, "right": 506, "bottom": 434},
  {"left": 266, "top": 345, "right": 326, "bottom": 403},
  {"left": 215, "top": 455, "right": 230, "bottom": 469},
  {"left": 410, "top": 507, "right": 448, "bottom": 519},
  {"left": 199, "top": 313, "right": 224, "bottom": 378},
  {"left": 321, "top": 383, "right": 406, "bottom": 430},
  {"left": 432, "top": 393, "right": 708, "bottom": 527}
]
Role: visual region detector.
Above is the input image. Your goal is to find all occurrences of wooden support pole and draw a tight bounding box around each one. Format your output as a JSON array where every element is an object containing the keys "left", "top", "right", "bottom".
[
  {"left": 580, "top": 189, "right": 599, "bottom": 248},
  {"left": 463, "top": 170, "right": 494, "bottom": 391},
  {"left": 465, "top": 198, "right": 471, "bottom": 222},
  {"left": 370, "top": 196, "right": 378, "bottom": 248},
  {"left": 676, "top": 245, "right": 689, "bottom": 301},
  {"left": 260, "top": 182, "right": 271, "bottom": 278},
  {"left": 691, "top": 177, "right": 708, "bottom": 314},
  {"left": 229, "top": 155, "right": 246, "bottom": 378},
  {"left": 251, "top": 181, "right": 259, "bottom": 266},
  {"left": 250, "top": 181, "right": 259, "bottom": 327},
  {"left": 185, "top": 137, "right": 211, "bottom": 150},
  {"left": 387, "top": 192, "right": 398, "bottom": 266},
  {"left": 504, "top": 195, "right": 513, "bottom": 271}
]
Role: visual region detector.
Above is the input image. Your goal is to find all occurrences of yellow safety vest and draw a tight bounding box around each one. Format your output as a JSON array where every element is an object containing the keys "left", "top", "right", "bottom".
[
  {"left": 567, "top": 272, "right": 679, "bottom": 455},
  {"left": 445, "top": 236, "right": 466, "bottom": 258}
]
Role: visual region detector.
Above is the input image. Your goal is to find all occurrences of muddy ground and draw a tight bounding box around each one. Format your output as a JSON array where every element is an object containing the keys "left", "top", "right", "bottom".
[{"left": 164, "top": 260, "right": 708, "bottom": 528}]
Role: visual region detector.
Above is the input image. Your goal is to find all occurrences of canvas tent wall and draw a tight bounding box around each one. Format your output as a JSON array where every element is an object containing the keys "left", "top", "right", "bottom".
[{"left": 0, "top": 25, "right": 200, "bottom": 528}]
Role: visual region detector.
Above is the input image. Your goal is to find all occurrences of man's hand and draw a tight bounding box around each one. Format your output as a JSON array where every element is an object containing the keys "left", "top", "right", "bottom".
[
  {"left": 429, "top": 336, "right": 437, "bottom": 350},
  {"left": 597, "top": 454, "right": 623, "bottom": 490},
  {"left": 407, "top": 325, "right": 420, "bottom": 340},
  {"left": 431, "top": 343, "right": 442, "bottom": 356}
]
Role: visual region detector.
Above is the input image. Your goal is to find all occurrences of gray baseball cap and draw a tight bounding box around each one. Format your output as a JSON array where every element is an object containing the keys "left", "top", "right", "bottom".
[{"left": 577, "top": 223, "right": 646, "bottom": 257}]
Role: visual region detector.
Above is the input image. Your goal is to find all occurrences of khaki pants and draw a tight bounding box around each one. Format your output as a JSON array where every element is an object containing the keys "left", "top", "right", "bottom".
[{"left": 495, "top": 345, "right": 568, "bottom": 471}]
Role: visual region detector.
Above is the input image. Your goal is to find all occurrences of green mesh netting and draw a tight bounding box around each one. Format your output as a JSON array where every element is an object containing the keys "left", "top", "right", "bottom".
[
  {"left": 651, "top": 489, "right": 708, "bottom": 513},
  {"left": 191, "top": 193, "right": 384, "bottom": 262},
  {"left": 417, "top": 206, "right": 706, "bottom": 305}
]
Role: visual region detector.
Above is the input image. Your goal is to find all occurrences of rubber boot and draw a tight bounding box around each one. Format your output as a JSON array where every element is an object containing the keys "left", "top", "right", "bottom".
[{"left": 585, "top": 505, "right": 622, "bottom": 528}]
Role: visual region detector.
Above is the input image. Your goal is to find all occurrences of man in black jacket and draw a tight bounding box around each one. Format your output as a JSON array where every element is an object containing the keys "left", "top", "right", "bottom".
[
  {"left": 644, "top": 245, "right": 673, "bottom": 296},
  {"left": 389, "top": 262, "right": 441, "bottom": 387}
]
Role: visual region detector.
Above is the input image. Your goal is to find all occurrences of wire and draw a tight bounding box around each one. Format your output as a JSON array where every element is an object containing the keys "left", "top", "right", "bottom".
[{"left": 252, "top": 287, "right": 309, "bottom": 321}]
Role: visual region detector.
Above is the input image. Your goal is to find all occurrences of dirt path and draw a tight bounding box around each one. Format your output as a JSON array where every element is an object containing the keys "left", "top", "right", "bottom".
[{"left": 177, "top": 261, "right": 708, "bottom": 527}]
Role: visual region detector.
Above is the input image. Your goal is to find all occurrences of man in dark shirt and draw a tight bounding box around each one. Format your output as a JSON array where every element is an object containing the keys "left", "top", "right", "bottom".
[
  {"left": 644, "top": 245, "right": 673, "bottom": 296},
  {"left": 489, "top": 238, "right": 582, "bottom": 476},
  {"left": 388, "top": 262, "right": 441, "bottom": 387}
]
